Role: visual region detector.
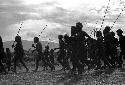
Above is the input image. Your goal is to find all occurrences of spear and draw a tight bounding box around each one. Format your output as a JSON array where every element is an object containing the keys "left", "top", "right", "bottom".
[
  {"left": 32, "top": 25, "right": 48, "bottom": 49},
  {"left": 38, "top": 25, "right": 48, "bottom": 37},
  {"left": 111, "top": 6, "right": 125, "bottom": 29},
  {"left": 48, "top": 38, "right": 51, "bottom": 45},
  {"left": 95, "top": 20, "right": 98, "bottom": 26},
  {"left": 12, "top": 22, "right": 23, "bottom": 48},
  {"left": 100, "top": 0, "right": 111, "bottom": 28},
  {"left": 31, "top": 24, "right": 48, "bottom": 50},
  {"left": 94, "top": 20, "right": 98, "bottom": 36},
  {"left": 89, "top": 20, "right": 98, "bottom": 38},
  {"left": 17, "top": 22, "right": 23, "bottom": 36}
]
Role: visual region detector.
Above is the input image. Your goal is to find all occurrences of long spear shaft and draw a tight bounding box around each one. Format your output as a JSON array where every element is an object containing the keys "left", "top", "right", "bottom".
[
  {"left": 100, "top": 0, "right": 111, "bottom": 28},
  {"left": 38, "top": 25, "right": 47, "bottom": 37},
  {"left": 12, "top": 22, "right": 23, "bottom": 48},
  {"left": 111, "top": 6, "right": 125, "bottom": 29},
  {"left": 17, "top": 22, "right": 23, "bottom": 35}
]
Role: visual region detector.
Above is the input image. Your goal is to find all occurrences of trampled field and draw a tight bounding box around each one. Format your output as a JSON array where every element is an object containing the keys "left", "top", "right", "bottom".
[{"left": 1, "top": 65, "right": 125, "bottom": 85}]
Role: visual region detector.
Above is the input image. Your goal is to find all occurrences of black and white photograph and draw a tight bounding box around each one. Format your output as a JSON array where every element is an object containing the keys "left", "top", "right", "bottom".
[{"left": 0, "top": 0, "right": 125, "bottom": 85}]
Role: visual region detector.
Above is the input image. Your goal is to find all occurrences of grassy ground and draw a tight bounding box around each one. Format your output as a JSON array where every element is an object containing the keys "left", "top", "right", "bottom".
[{"left": 1, "top": 63, "right": 125, "bottom": 85}]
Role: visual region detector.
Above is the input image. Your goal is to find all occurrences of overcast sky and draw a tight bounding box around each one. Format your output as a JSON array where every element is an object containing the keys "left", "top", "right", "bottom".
[{"left": 0, "top": 0, "right": 125, "bottom": 42}]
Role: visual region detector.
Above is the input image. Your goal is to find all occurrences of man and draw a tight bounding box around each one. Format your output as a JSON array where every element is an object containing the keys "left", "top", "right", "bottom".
[
  {"left": 63, "top": 34, "right": 71, "bottom": 70},
  {"left": 95, "top": 31, "right": 104, "bottom": 70},
  {"left": 6, "top": 48, "right": 12, "bottom": 72},
  {"left": 110, "top": 32, "right": 119, "bottom": 68},
  {"left": 13, "top": 36, "right": 29, "bottom": 73},
  {"left": 43, "top": 45, "right": 55, "bottom": 71},
  {"left": 57, "top": 35, "right": 66, "bottom": 70},
  {"left": 0, "top": 36, "right": 7, "bottom": 74},
  {"left": 116, "top": 29, "right": 125, "bottom": 68},
  {"left": 32, "top": 37, "right": 43, "bottom": 72},
  {"left": 103, "top": 26, "right": 112, "bottom": 69},
  {"left": 70, "top": 22, "right": 91, "bottom": 74},
  {"left": 50, "top": 49, "right": 55, "bottom": 65}
]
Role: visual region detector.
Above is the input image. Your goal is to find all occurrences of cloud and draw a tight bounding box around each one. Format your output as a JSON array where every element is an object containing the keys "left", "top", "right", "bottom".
[
  {"left": 0, "top": 0, "right": 23, "bottom": 5},
  {"left": 0, "top": 0, "right": 125, "bottom": 42},
  {"left": 5, "top": 19, "right": 67, "bottom": 41}
]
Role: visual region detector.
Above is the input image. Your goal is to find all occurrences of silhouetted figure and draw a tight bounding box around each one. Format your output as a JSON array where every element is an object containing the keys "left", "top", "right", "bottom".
[
  {"left": 70, "top": 26, "right": 78, "bottom": 73},
  {"left": 110, "top": 31, "right": 119, "bottom": 68},
  {"left": 95, "top": 31, "right": 104, "bottom": 70},
  {"left": 13, "top": 36, "right": 28, "bottom": 73},
  {"left": 116, "top": 29, "right": 125, "bottom": 68},
  {"left": 86, "top": 36, "right": 99, "bottom": 70},
  {"left": 103, "top": 26, "right": 112, "bottom": 68},
  {"left": 6, "top": 48, "right": 12, "bottom": 72},
  {"left": 43, "top": 46, "right": 49, "bottom": 71},
  {"left": 63, "top": 34, "right": 71, "bottom": 70},
  {"left": 43, "top": 45, "right": 55, "bottom": 71},
  {"left": 95, "top": 30, "right": 111, "bottom": 70},
  {"left": 50, "top": 49, "right": 55, "bottom": 66},
  {"left": 57, "top": 35, "right": 66, "bottom": 70},
  {"left": 71, "top": 26, "right": 77, "bottom": 36},
  {"left": 70, "top": 22, "right": 91, "bottom": 74},
  {"left": 0, "top": 36, "right": 7, "bottom": 74},
  {"left": 32, "top": 37, "right": 43, "bottom": 72}
]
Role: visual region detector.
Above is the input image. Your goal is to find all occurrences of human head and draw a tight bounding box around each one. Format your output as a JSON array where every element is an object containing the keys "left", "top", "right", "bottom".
[
  {"left": 34, "top": 37, "right": 39, "bottom": 43},
  {"left": 110, "top": 31, "right": 115, "bottom": 37},
  {"left": 116, "top": 29, "right": 123, "bottom": 36},
  {"left": 96, "top": 31, "right": 102, "bottom": 38},
  {"left": 58, "top": 35, "right": 63, "bottom": 40},
  {"left": 103, "top": 26, "right": 111, "bottom": 36},
  {"left": 63, "top": 33, "right": 69, "bottom": 40},
  {"left": 76, "top": 22, "right": 83, "bottom": 32},
  {"left": 50, "top": 49, "right": 54, "bottom": 52},
  {"left": 15, "top": 36, "right": 21, "bottom": 43},
  {"left": 71, "top": 26, "right": 77, "bottom": 36},
  {"left": 45, "top": 45, "right": 49, "bottom": 50},
  {"left": 6, "top": 48, "right": 10, "bottom": 52},
  {"left": 105, "top": 26, "right": 111, "bottom": 31}
]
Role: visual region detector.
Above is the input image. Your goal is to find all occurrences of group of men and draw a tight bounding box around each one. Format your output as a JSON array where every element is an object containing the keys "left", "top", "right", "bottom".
[
  {"left": 0, "top": 36, "right": 56, "bottom": 74},
  {"left": 32, "top": 37, "right": 55, "bottom": 72},
  {"left": 55, "top": 22, "right": 125, "bottom": 74},
  {"left": 0, "top": 36, "right": 29, "bottom": 74},
  {"left": 0, "top": 22, "right": 125, "bottom": 75}
]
